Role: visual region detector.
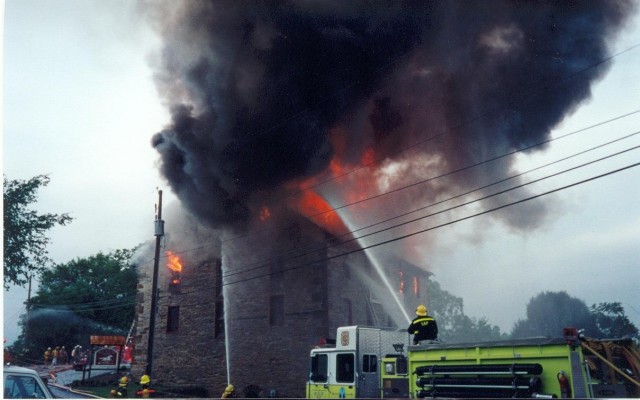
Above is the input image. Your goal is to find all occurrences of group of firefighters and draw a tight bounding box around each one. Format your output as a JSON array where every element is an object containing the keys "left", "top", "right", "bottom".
[
  {"left": 43, "top": 344, "right": 86, "bottom": 367},
  {"left": 42, "top": 346, "right": 67, "bottom": 367},
  {"left": 111, "top": 373, "right": 155, "bottom": 398}
]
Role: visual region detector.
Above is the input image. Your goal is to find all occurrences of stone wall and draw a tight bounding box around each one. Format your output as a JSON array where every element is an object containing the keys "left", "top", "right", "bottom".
[
  {"left": 133, "top": 254, "right": 226, "bottom": 396},
  {"left": 223, "top": 214, "right": 332, "bottom": 398}
]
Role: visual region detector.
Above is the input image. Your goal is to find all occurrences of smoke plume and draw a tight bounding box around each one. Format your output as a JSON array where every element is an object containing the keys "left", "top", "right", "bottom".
[{"left": 147, "top": 1, "right": 634, "bottom": 233}]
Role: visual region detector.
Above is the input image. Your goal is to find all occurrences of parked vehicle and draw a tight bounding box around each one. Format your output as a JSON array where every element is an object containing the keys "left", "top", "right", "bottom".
[{"left": 3, "top": 365, "right": 55, "bottom": 399}]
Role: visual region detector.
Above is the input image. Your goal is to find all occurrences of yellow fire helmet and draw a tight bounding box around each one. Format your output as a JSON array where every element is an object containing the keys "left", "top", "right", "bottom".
[
  {"left": 416, "top": 304, "right": 428, "bottom": 316},
  {"left": 119, "top": 376, "right": 129, "bottom": 386},
  {"left": 140, "top": 375, "right": 151, "bottom": 385}
]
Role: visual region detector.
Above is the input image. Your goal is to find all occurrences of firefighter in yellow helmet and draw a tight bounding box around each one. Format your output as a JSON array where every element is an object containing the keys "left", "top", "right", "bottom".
[
  {"left": 221, "top": 383, "right": 236, "bottom": 398},
  {"left": 44, "top": 348, "right": 51, "bottom": 366},
  {"left": 135, "top": 374, "right": 156, "bottom": 398},
  {"left": 111, "top": 375, "right": 130, "bottom": 397},
  {"left": 407, "top": 304, "right": 438, "bottom": 345}
]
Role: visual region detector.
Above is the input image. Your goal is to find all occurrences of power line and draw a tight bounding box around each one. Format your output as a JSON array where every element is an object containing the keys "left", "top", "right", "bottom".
[
  {"left": 222, "top": 140, "right": 640, "bottom": 281},
  {"left": 156, "top": 111, "right": 640, "bottom": 283},
  {"left": 224, "top": 161, "right": 640, "bottom": 287},
  {"left": 156, "top": 109, "right": 640, "bottom": 265},
  {"left": 219, "top": 41, "right": 640, "bottom": 244},
  {"left": 158, "top": 146, "right": 639, "bottom": 298},
  {"left": 220, "top": 109, "right": 640, "bottom": 247}
]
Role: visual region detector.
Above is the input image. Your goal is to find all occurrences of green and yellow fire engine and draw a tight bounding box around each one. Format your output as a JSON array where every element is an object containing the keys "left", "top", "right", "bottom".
[{"left": 306, "top": 326, "right": 640, "bottom": 398}]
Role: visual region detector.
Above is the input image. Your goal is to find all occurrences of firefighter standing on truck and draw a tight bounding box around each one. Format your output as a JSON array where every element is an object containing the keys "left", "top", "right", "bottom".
[{"left": 408, "top": 304, "right": 438, "bottom": 344}]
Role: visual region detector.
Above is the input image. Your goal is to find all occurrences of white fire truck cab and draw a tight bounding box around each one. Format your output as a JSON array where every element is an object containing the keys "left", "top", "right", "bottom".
[{"left": 306, "top": 326, "right": 410, "bottom": 399}]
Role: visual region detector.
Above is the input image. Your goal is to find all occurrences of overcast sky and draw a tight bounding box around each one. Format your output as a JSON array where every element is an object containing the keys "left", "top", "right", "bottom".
[{"left": 3, "top": 1, "right": 640, "bottom": 344}]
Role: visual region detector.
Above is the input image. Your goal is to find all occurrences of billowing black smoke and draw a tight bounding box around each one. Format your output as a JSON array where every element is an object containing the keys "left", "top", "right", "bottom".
[{"left": 148, "top": 1, "right": 634, "bottom": 232}]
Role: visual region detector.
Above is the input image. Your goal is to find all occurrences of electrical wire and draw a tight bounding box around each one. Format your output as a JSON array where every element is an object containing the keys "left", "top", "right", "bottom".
[
  {"left": 218, "top": 42, "right": 640, "bottom": 244},
  {"left": 157, "top": 120, "right": 640, "bottom": 284},
  {"left": 147, "top": 109, "right": 640, "bottom": 266},
  {"left": 224, "top": 161, "right": 640, "bottom": 287},
  {"left": 155, "top": 143, "right": 640, "bottom": 297}
]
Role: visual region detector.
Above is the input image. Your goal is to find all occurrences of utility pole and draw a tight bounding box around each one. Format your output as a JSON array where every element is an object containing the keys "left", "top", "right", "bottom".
[
  {"left": 24, "top": 274, "right": 32, "bottom": 345},
  {"left": 147, "top": 190, "right": 164, "bottom": 375}
]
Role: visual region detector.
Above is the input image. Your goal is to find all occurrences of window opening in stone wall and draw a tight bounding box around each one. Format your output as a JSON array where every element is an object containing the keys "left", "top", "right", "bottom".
[
  {"left": 344, "top": 298, "right": 352, "bottom": 325},
  {"left": 215, "top": 300, "right": 225, "bottom": 338},
  {"left": 214, "top": 260, "right": 224, "bottom": 338},
  {"left": 214, "top": 258, "right": 223, "bottom": 298},
  {"left": 270, "top": 295, "right": 284, "bottom": 326},
  {"left": 362, "top": 354, "right": 377, "bottom": 373},
  {"left": 270, "top": 259, "right": 285, "bottom": 285},
  {"left": 336, "top": 353, "right": 355, "bottom": 383},
  {"left": 167, "top": 306, "right": 180, "bottom": 333}
]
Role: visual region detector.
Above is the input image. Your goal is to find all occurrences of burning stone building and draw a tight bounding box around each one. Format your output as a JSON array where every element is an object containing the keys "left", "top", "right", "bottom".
[{"left": 132, "top": 208, "right": 433, "bottom": 397}]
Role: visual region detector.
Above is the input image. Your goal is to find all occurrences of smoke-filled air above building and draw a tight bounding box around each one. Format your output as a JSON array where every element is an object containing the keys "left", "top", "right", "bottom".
[{"left": 148, "top": 1, "right": 634, "bottom": 246}]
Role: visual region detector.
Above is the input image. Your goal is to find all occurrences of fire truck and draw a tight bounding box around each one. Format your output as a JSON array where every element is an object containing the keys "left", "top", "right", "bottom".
[{"left": 306, "top": 326, "right": 640, "bottom": 398}]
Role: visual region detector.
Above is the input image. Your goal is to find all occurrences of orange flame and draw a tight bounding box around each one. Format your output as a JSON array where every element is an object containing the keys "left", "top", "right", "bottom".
[
  {"left": 295, "top": 190, "right": 347, "bottom": 235},
  {"left": 166, "top": 250, "right": 183, "bottom": 273},
  {"left": 283, "top": 128, "right": 384, "bottom": 234},
  {"left": 259, "top": 205, "right": 271, "bottom": 222}
]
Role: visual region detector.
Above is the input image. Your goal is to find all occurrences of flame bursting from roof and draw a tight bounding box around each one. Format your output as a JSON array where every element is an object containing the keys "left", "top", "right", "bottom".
[
  {"left": 285, "top": 130, "right": 381, "bottom": 235},
  {"left": 166, "top": 250, "right": 183, "bottom": 273}
]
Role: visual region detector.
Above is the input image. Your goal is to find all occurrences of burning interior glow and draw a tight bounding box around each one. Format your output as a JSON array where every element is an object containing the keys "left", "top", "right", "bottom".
[
  {"left": 166, "top": 250, "right": 183, "bottom": 273},
  {"left": 259, "top": 206, "right": 271, "bottom": 222},
  {"left": 166, "top": 250, "right": 183, "bottom": 285}
]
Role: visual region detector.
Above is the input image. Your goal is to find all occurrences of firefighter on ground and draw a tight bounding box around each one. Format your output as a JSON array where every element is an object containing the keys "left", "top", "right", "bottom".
[
  {"left": 110, "top": 375, "right": 130, "bottom": 397},
  {"left": 407, "top": 304, "right": 438, "bottom": 344},
  {"left": 44, "top": 348, "right": 51, "bottom": 366},
  {"left": 221, "top": 384, "right": 236, "bottom": 398},
  {"left": 135, "top": 374, "right": 156, "bottom": 398}
]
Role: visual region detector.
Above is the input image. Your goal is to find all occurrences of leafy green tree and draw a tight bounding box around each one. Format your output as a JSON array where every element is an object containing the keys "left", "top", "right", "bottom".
[
  {"left": 590, "top": 302, "right": 639, "bottom": 340},
  {"left": 3, "top": 175, "right": 73, "bottom": 289},
  {"left": 511, "top": 291, "right": 602, "bottom": 338},
  {"left": 14, "top": 249, "right": 138, "bottom": 360},
  {"left": 427, "top": 280, "right": 506, "bottom": 342}
]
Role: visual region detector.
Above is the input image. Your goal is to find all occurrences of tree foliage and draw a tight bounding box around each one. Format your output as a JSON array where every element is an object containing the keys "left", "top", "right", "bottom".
[
  {"left": 511, "top": 291, "right": 602, "bottom": 338},
  {"left": 14, "top": 249, "right": 138, "bottom": 361},
  {"left": 427, "top": 279, "right": 507, "bottom": 342},
  {"left": 3, "top": 175, "right": 73, "bottom": 289},
  {"left": 591, "top": 302, "right": 639, "bottom": 340}
]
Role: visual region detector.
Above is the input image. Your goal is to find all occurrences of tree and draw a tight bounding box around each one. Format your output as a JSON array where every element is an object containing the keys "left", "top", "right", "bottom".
[
  {"left": 13, "top": 249, "right": 138, "bottom": 361},
  {"left": 427, "top": 279, "right": 507, "bottom": 342},
  {"left": 3, "top": 175, "right": 73, "bottom": 289},
  {"left": 591, "top": 302, "right": 639, "bottom": 340},
  {"left": 511, "top": 291, "right": 602, "bottom": 338}
]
